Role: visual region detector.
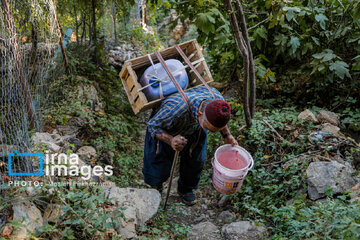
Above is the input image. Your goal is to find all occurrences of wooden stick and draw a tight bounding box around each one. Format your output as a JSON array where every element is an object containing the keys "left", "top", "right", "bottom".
[
  {"left": 163, "top": 150, "right": 179, "bottom": 210},
  {"left": 262, "top": 119, "right": 285, "bottom": 141}
]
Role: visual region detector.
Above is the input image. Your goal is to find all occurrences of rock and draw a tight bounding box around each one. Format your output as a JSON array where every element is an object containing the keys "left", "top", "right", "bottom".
[
  {"left": 67, "top": 137, "right": 82, "bottom": 151},
  {"left": 31, "top": 132, "right": 61, "bottom": 152},
  {"left": 118, "top": 220, "right": 137, "bottom": 239},
  {"left": 56, "top": 125, "right": 80, "bottom": 138},
  {"left": 77, "top": 146, "right": 97, "bottom": 164},
  {"left": 350, "top": 183, "right": 360, "bottom": 202},
  {"left": 317, "top": 110, "right": 340, "bottom": 126},
  {"left": 25, "top": 186, "right": 41, "bottom": 197},
  {"left": 168, "top": 38, "right": 177, "bottom": 46},
  {"left": 218, "top": 211, "right": 234, "bottom": 224},
  {"left": 103, "top": 187, "right": 161, "bottom": 225},
  {"left": 189, "top": 221, "right": 220, "bottom": 240},
  {"left": 320, "top": 123, "right": 340, "bottom": 135},
  {"left": 11, "top": 200, "right": 43, "bottom": 239},
  {"left": 207, "top": 210, "right": 215, "bottom": 217},
  {"left": 353, "top": 150, "right": 360, "bottom": 170},
  {"left": 77, "top": 83, "right": 104, "bottom": 113},
  {"left": 0, "top": 144, "right": 18, "bottom": 158},
  {"left": 99, "top": 151, "right": 115, "bottom": 165},
  {"left": 218, "top": 195, "right": 228, "bottom": 207},
  {"left": 194, "top": 214, "right": 206, "bottom": 224},
  {"left": 43, "top": 204, "right": 63, "bottom": 223},
  {"left": 306, "top": 161, "right": 357, "bottom": 200},
  {"left": 221, "top": 221, "right": 268, "bottom": 240},
  {"left": 298, "top": 109, "right": 318, "bottom": 123}
]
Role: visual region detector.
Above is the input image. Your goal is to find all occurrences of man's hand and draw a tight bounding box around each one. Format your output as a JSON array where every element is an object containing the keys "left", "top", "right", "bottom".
[
  {"left": 171, "top": 135, "right": 188, "bottom": 151},
  {"left": 224, "top": 134, "right": 238, "bottom": 147}
]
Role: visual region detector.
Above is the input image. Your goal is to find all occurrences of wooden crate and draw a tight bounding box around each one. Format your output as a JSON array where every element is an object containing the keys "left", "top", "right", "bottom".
[{"left": 119, "top": 39, "right": 214, "bottom": 114}]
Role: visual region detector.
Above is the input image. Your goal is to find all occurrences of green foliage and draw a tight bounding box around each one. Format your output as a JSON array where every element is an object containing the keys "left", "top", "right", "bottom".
[
  {"left": 117, "top": 24, "right": 163, "bottom": 54},
  {"left": 139, "top": 203, "right": 191, "bottom": 239},
  {"left": 34, "top": 185, "right": 124, "bottom": 239},
  {"left": 167, "top": 0, "right": 360, "bottom": 108},
  {"left": 112, "top": 149, "right": 143, "bottom": 187},
  {"left": 311, "top": 49, "right": 350, "bottom": 80},
  {"left": 228, "top": 108, "right": 310, "bottom": 219},
  {"left": 270, "top": 194, "right": 360, "bottom": 239}
]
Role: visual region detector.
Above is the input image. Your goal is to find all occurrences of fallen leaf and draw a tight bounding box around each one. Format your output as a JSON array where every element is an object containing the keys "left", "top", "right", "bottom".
[
  {"left": 2, "top": 176, "right": 10, "bottom": 182},
  {"left": 293, "top": 130, "right": 299, "bottom": 138},
  {"left": 263, "top": 155, "right": 272, "bottom": 159},
  {"left": 1, "top": 225, "right": 13, "bottom": 238}
]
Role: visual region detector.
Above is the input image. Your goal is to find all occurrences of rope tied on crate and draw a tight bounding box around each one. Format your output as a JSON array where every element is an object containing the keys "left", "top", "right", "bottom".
[{"left": 136, "top": 55, "right": 205, "bottom": 99}]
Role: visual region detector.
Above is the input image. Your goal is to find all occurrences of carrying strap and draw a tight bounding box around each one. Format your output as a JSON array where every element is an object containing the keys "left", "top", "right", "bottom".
[
  {"left": 175, "top": 44, "right": 216, "bottom": 99},
  {"left": 154, "top": 51, "right": 194, "bottom": 121}
]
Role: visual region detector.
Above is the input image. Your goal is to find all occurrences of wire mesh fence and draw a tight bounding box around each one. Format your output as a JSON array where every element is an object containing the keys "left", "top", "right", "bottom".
[{"left": 0, "top": 0, "right": 60, "bottom": 198}]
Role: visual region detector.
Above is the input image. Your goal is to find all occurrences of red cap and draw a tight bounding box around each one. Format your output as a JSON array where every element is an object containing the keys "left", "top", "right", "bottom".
[{"left": 204, "top": 100, "right": 231, "bottom": 128}]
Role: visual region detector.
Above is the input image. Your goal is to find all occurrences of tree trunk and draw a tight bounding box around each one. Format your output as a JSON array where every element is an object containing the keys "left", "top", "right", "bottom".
[
  {"left": 91, "top": 0, "right": 99, "bottom": 63},
  {"left": 1, "top": 0, "right": 35, "bottom": 128},
  {"left": 91, "top": 0, "right": 97, "bottom": 44},
  {"left": 234, "top": 0, "right": 256, "bottom": 118},
  {"left": 50, "top": 0, "right": 70, "bottom": 74},
  {"left": 223, "top": 0, "right": 252, "bottom": 127},
  {"left": 73, "top": 3, "right": 78, "bottom": 43},
  {"left": 81, "top": 12, "right": 86, "bottom": 43},
  {"left": 111, "top": 0, "right": 117, "bottom": 43}
]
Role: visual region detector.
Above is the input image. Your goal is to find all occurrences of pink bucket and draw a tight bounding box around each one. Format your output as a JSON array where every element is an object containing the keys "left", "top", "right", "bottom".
[{"left": 212, "top": 144, "right": 254, "bottom": 194}]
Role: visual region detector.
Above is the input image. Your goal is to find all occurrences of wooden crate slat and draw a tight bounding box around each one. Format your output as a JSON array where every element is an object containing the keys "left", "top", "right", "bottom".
[
  {"left": 126, "top": 64, "right": 148, "bottom": 104},
  {"left": 120, "top": 39, "right": 214, "bottom": 114}
]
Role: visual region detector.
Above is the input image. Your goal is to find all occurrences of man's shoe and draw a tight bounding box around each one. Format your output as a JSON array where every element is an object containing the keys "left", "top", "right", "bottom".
[{"left": 178, "top": 190, "right": 197, "bottom": 206}]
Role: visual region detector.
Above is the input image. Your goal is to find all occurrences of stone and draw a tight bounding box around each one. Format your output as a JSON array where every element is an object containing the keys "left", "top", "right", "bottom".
[
  {"left": 102, "top": 187, "right": 161, "bottom": 225},
  {"left": 77, "top": 146, "right": 97, "bottom": 164},
  {"left": 31, "top": 132, "right": 61, "bottom": 152},
  {"left": 168, "top": 38, "right": 177, "bottom": 46},
  {"left": 56, "top": 125, "right": 80, "bottom": 138},
  {"left": 67, "top": 137, "right": 82, "bottom": 151},
  {"left": 353, "top": 150, "right": 360, "bottom": 170},
  {"left": 350, "top": 183, "right": 360, "bottom": 202},
  {"left": 298, "top": 109, "right": 318, "bottom": 123},
  {"left": 189, "top": 221, "right": 220, "bottom": 240},
  {"left": 77, "top": 83, "right": 104, "bottom": 113},
  {"left": 43, "top": 204, "right": 63, "bottom": 223},
  {"left": 11, "top": 200, "right": 43, "bottom": 239},
  {"left": 194, "top": 214, "right": 206, "bottom": 224},
  {"left": 0, "top": 144, "right": 18, "bottom": 158},
  {"left": 218, "top": 195, "right": 228, "bottom": 207},
  {"left": 218, "top": 211, "right": 234, "bottom": 224},
  {"left": 99, "top": 151, "right": 115, "bottom": 165},
  {"left": 320, "top": 123, "right": 340, "bottom": 135},
  {"left": 306, "top": 161, "right": 357, "bottom": 200},
  {"left": 118, "top": 220, "right": 137, "bottom": 239},
  {"left": 25, "top": 186, "right": 41, "bottom": 197},
  {"left": 221, "top": 221, "right": 268, "bottom": 240},
  {"left": 317, "top": 110, "right": 340, "bottom": 126}
]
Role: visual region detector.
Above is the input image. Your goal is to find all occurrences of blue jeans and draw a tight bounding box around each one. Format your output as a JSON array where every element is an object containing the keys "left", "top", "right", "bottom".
[{"left": 142, "top": 128, "right": 207, "bottom": 193}]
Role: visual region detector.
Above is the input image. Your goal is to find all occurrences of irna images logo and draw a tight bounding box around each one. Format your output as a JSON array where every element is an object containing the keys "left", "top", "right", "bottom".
[
  {"left": 8, "top": 150, "right": 43, "bottom": 176},
  {"left": 8, "top": 151, "right": 113, "bottom": 180}
]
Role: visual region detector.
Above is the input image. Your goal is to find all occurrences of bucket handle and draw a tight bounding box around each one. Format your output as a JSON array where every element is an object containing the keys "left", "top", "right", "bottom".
[{"left": 247, "top": 156, "right": 254, "bottom": 171}]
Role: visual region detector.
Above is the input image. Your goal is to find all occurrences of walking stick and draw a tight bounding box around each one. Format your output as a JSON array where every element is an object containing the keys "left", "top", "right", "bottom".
[{"left": 163, "top": 150, "right": 180, "bottom": 210}]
